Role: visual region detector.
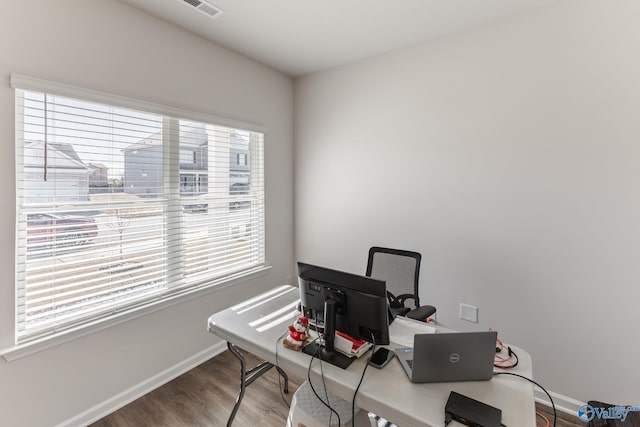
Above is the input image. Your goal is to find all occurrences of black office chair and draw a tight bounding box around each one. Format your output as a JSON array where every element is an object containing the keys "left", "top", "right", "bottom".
[{"left": 365, "top": 246, "right": 436, "bottom": 322}]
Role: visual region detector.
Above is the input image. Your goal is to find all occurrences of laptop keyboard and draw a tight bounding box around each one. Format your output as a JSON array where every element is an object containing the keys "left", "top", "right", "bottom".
[{"left": 407, "top": 359, "right": 413, "bottom": 369}]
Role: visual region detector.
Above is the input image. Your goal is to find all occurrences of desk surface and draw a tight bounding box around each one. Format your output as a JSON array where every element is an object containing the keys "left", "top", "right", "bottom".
[{"left": 208, "top": 285, "right": 536, "bottom": 427}]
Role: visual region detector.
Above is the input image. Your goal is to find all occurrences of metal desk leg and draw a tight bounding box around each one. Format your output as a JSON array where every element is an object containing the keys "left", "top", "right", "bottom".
[
  {"left": 226, "top": 342, "right": 290, "bottom": 426},
  {"left": 227, "top": 342, "right": 246, "bottom": 427}
]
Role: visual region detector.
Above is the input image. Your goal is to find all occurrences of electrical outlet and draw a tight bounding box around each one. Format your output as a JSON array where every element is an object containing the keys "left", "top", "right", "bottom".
[{"left": 459, "top": 303, "right": 478, "bottom": 323}]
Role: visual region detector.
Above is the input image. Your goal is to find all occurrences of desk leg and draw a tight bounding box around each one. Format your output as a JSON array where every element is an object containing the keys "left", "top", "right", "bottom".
[
  {"left": 227, "top": 342, "right": 246, "bottom": 427},
  {"left": 226, "top": 342, "right": 290, "bottom": 426}
]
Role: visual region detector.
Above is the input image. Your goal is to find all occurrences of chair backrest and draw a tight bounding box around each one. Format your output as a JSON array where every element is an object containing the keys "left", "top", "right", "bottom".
[{"left": 366, "top": 247, "right": 421, "bottom": 309}]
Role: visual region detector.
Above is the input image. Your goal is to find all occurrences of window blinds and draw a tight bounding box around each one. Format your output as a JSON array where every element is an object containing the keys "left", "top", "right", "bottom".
[{"left": 15, "top": 85, "right": 265, "bottom": 343}]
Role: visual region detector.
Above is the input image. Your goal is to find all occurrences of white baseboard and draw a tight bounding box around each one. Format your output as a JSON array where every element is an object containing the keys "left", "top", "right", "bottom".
[
  {"left": 535, "top": 389, "right": 586, "bottom": 418},
  {"left": 57, "top": 342, "right": 227, "bottom": 427}
]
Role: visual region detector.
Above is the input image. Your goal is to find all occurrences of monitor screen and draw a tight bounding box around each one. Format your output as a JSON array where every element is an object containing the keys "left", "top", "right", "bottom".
[{"left": 297, "top": 261, "right": 389, "bottom": 368}]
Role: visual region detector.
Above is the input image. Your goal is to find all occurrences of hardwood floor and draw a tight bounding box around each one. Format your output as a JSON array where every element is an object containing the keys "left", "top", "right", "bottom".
[
  {"left": 535, "top": 403, "right": 583, "bottom": 427},
  {"left": 91, "top": 349, "right": 303, "bottom": 427},
  {"left": 91, "top": 349, "right": 582, "bottom": 427}
]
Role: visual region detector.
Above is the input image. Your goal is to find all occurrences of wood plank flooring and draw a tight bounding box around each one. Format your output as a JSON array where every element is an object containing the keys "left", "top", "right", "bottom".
[
  {"left": 535, "top": 403, "right": 583, "bottom": 427},
  {"left": 91, "top": 349, "right": 582, "bottom": 427},
  {"left": 91, "top": 349, "right": 302, "bottom": 427}
]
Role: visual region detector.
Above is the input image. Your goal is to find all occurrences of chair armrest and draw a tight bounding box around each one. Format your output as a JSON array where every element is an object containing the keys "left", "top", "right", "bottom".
[
  {"left": 406, "top": 305, "right": 436, "bottom": 322},
  {"left": 395, "top": 294, "right": 417, "bottom": 307}
]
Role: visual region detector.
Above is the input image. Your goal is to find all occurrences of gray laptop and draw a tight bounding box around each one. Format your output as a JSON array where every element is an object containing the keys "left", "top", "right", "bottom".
[{"left": 396, "top": 331, "right": 497, "bottom": 383}]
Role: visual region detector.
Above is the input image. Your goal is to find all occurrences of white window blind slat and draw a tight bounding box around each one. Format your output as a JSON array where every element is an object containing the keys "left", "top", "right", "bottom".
[{"left": 15, "top": 85, "right": 266, "bottom": 343}]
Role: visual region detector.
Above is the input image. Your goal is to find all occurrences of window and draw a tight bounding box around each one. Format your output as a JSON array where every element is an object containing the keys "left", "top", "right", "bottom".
[
  {"left": 14, "top": 77, "right": 265, "bottom": 344},
  {"left": 180, "top": 149, "right": 196, "bottom": 165}
]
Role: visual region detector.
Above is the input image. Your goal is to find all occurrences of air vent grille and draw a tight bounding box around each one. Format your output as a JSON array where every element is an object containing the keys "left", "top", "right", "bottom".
[
  {"left": 179, "top": 0, "right": 224, "bottom": 19},
  {"left": 197, "top": 3, "right": 220, "bottom": 17}
]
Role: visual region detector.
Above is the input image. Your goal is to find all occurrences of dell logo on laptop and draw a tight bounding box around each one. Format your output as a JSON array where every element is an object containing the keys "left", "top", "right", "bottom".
[{"left": 449, "top": 353, "right": 461, "bottom": 363}]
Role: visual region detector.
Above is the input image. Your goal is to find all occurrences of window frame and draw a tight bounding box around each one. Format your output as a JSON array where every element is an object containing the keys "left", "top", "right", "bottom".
[{"left": 4, "top": 74, "right": 269, "bottom": 361}]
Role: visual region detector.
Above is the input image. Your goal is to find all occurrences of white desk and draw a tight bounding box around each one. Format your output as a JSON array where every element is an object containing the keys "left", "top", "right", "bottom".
[{"left": 208, "top": 285, "right": 536, "bottom": 426}]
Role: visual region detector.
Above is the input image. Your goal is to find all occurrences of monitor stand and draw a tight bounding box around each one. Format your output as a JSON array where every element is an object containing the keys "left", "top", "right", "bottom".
[
  {"left": 302, "top": 298, "right": 355, "bottom": 369},
  {"left": 302, "top": 341, "right": 354, "bottom": 369}
]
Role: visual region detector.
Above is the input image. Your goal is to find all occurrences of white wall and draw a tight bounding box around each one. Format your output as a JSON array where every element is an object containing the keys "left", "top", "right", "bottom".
[
  {"left": 295, "top": 0, "right": 640, "bottom": 405},
  {"left": 0, "top": 1, "right": 293, "bottom": 425}
]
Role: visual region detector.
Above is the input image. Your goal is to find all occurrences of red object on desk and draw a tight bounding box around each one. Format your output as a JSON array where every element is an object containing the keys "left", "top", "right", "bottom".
[{"left": 335, "top": 330, "right": 367, "bottom": 350}]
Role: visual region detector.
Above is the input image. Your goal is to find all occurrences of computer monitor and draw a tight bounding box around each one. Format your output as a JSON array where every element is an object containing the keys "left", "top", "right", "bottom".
[{"left": 297, "top": 261, "right": 390, "bottom": 369}]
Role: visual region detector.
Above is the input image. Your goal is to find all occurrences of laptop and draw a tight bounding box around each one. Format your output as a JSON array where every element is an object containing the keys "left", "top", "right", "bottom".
[{"left": 395, "top": 331, "right": 497, "bottom": 383}]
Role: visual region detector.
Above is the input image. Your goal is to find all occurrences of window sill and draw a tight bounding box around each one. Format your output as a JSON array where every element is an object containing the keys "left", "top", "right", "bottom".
[{"left": 1, "top": 265, "right": 271, "bottom": 362}]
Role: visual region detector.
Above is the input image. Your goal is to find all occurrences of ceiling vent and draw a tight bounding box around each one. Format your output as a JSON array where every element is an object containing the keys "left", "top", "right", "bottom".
[{"left": 179, "top": 0, "right": 224, "bottom": 19}]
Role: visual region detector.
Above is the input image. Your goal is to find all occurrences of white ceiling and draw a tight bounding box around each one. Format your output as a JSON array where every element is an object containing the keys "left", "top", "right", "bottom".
[{"left": 119, "top": 0, "right": 556, "bottom": 77}]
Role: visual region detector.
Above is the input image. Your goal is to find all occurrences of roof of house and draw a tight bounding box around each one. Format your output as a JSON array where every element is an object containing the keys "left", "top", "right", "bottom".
[{"left": 24, "top": 141, "right": 89, "bottom": 170}]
